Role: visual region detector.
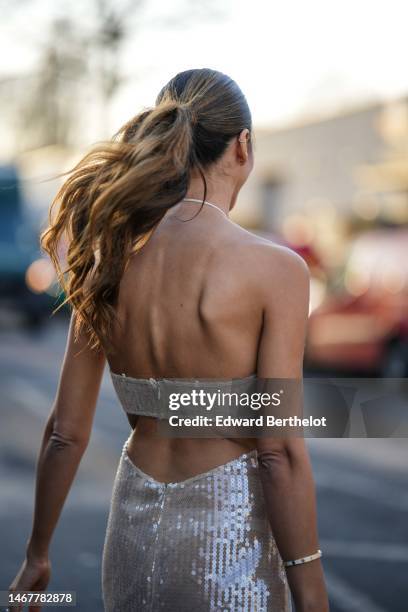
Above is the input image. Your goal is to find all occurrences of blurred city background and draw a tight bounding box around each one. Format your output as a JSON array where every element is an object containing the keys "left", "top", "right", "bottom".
[{"left": 1, "top": 0, "right": 407, "bottom": 610}]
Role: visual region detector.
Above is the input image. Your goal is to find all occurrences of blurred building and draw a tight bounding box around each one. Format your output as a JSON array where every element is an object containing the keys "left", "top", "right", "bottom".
[
  {"left": 235, "top": 97, "right": 408, "bottom": 265},
  {"left": 236, "top": 98, "right": 408, "bottom": 376}
]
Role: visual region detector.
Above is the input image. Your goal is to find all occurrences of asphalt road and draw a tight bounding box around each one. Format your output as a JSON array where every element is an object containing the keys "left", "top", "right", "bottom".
[{"left": 0, "top": 315, "right": 407, "bottom": 612}]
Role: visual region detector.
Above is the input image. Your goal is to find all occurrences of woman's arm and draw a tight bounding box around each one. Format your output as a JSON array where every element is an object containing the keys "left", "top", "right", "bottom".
[
  {"left": 256, "top": 246, "right": 329, "bottom": 612},
  {"left": 9, "top": 311, "right": 106, "bottom": 602}
]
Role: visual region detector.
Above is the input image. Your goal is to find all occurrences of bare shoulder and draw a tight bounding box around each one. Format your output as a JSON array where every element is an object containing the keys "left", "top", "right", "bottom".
[
  {"left": 222, "top": 224, "right": 310, "bottom": 290},
  {"left": 258, "top": 240, "right": 310, "bottom": 314}
]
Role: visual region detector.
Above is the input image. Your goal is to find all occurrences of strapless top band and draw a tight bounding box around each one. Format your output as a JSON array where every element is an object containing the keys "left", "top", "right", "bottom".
[{"left": 110, "top": 370, "right": 257, "bottom": 419}]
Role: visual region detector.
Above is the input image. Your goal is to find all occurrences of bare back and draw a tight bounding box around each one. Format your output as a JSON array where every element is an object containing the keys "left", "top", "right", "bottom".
[{"left": 106, "top": 203, "right": 276, "bottom": 482}]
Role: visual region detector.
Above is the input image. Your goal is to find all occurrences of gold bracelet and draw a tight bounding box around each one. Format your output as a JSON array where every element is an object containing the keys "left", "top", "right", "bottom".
[{"left": 283, "top": 549, "right": 322, "bottom": 568}]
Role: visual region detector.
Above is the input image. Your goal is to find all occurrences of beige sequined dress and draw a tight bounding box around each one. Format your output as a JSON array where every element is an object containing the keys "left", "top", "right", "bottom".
[{"left": 102, "top": 373, "right": 291, "bottom": 612}]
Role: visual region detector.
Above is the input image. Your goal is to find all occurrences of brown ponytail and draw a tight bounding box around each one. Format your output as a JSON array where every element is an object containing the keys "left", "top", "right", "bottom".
[{"left": 40, "top": 68, "right": 252, "bottom": 351}]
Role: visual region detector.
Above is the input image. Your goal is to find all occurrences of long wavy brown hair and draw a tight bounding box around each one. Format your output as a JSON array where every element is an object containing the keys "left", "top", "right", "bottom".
[{"left": 40, "top": 68, "right": 252, "bottom": 351}]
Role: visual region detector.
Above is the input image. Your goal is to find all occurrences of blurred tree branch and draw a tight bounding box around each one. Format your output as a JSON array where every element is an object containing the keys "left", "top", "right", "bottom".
[{"left": 0, "top": 0, "right": 229, "bottom": 153}]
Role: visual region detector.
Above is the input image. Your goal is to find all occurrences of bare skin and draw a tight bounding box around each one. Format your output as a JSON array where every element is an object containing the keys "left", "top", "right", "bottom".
[{"left": 9, "top": 129, "right": 329, "bottom": 611}]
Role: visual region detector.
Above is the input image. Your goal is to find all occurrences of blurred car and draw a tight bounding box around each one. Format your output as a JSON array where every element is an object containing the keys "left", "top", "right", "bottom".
[
  {"left": 0, "top": 165, "right": 60, "bottom": 325},
  {"left": 306, "top": 228, "right": 408, "bottom": 377}
]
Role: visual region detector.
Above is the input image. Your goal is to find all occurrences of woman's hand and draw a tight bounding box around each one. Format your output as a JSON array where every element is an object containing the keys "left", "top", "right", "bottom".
[{"left": 8, "top": 555, "right": 51, "bottom": 612}]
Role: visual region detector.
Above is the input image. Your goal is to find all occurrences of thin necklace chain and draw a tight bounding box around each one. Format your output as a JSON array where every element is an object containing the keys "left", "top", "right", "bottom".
[{"left": 181, "top": 197, "right": 229, "bottom": 218}]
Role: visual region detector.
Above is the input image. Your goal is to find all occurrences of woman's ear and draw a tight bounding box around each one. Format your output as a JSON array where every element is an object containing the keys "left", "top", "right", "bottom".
[{"left": 237, "top": 128, "right": 251, "bottom": 165}]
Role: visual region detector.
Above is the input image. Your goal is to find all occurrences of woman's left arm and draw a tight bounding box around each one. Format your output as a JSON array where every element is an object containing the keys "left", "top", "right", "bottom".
[{"left": 9, "top": 311, "right": 106, "bottom": 603}]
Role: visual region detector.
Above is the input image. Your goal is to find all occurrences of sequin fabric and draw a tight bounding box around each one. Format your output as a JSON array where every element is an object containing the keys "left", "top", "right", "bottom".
[{"left": 102, "top": 439, "right": 291, "bottom": 612}]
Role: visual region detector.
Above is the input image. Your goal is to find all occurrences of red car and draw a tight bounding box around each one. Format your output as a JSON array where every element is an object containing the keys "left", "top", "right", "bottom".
[{"left": 306, "top": 229, "right": 408, "bottom": 376}]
